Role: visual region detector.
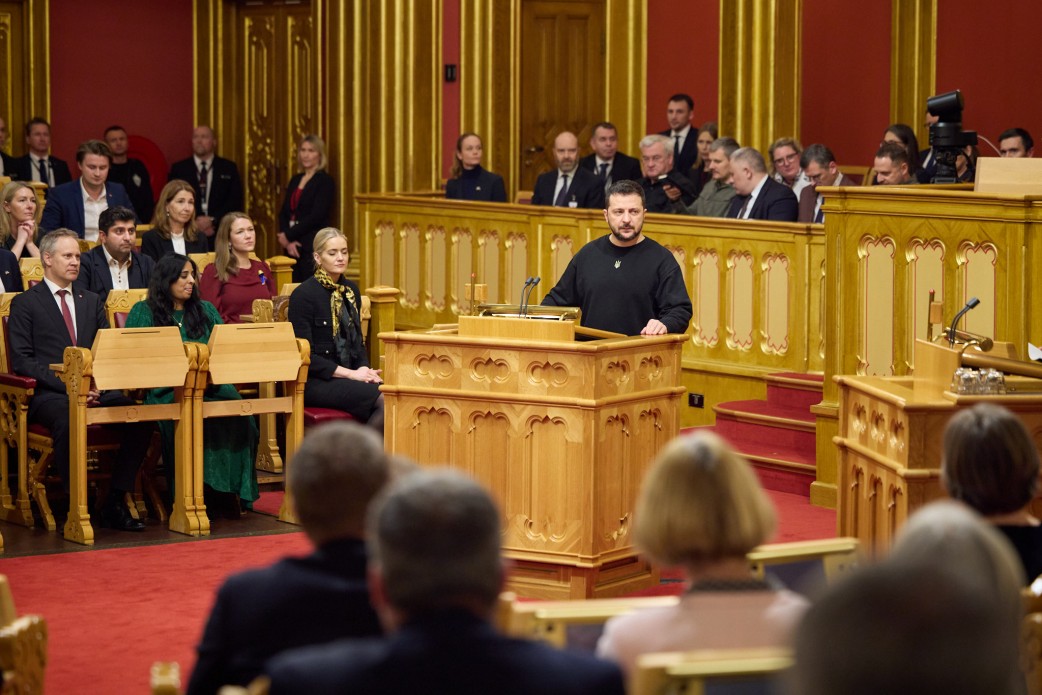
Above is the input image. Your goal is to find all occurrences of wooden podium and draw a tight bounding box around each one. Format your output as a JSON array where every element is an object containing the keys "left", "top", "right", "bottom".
[
  {"left": 380, "top": 314, "right": 686, "bottom": 599},
  {"left": 834, "top": 339, "right": 1042, "bottom": 554}
]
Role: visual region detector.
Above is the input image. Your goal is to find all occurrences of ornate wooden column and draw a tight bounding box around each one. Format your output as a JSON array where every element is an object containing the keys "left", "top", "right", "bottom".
[
  {"left": 890, "top": 0, "right": 937, "bottom": 144},
  {"left": 718, "top": 0, "right": 801, "bottom": 154},
  {"left": 0, "top": 0, "right": 50, "bottom": 150}
]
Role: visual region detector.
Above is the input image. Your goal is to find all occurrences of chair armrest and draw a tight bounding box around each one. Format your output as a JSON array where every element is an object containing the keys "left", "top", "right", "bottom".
[{"left": 0, "top": 373, "right": 36, "bottom": 391}]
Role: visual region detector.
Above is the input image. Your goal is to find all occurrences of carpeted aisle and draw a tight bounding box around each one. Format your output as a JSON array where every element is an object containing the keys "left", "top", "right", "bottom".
[{"left": 1, "top": 532, "right": 311, "bottom": 695}]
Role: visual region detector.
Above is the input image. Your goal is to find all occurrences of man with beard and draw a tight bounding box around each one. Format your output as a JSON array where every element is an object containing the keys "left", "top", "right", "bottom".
[
  {"left": 541, "top": 180, "right": 692, "bottom": 336},
  {"left": 531, "top": 131, "right": 604, "bottom": 209}
]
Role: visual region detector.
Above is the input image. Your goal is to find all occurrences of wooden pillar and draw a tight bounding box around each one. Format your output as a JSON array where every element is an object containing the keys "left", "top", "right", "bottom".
[{"left": 890, "top": 0, "right": 937, "bottom": 144}]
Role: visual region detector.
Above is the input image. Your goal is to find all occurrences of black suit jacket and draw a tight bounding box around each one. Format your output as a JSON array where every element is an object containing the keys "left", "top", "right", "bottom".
[
  {"left": 265, "top": 609, "right": 625, "bottom": 695},
  {"left": 186, "top": 537, "right": 381, "bottom": 695},
  {"left": 288, "top": 276, "right": 367, "bottom": 379},
  {"left": 139, "top": 228, "right": 211, "bottom": 264},
  {"left": 0, "top": 152, "right": 15, "bottom": 178},
  {"left": 531, "top": 167, "right": 604, "bottom": 209},
  {"left": 445, "top": 167, "right": 508, "bottom": 202},
  {"left": 74, "top": 245, "right": 155, "bottom": 302},
  {"left": 0, "top": 248, "right": 22, "bottom": 293},
  {"left": 659, "top": 128, "right": 699, "bottom": 175},
  {"left": 9, "top": 282, "right": 106, "bottom": 395},
  {"left": 578, "top": 152, "right": 644, "bottom": 186},
  {"left": 168, "top": 156, "right": 244, "bottom": 232},
  {"left": 11, "top": 155, "right": 72, "bottom": 186},
  {"left": 727, "top": 176, "right": 800, "bottom": 222},
  {"left": 278, "top": 171, "right": 335, "bottom": 249}
]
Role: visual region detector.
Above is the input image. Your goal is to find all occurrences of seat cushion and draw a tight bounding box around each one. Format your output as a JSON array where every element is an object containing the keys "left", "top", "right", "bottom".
[{"left": 303, "top": 407, "right": 356, "bottom": 427}]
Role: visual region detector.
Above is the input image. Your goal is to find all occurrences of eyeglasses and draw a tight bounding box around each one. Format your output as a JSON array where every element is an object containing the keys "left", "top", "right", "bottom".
[{"left": 773, "top": 152, "right": 799, "bottom": 166}]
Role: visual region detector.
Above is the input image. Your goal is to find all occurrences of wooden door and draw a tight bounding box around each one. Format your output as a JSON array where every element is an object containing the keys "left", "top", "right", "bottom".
[
  {"left": 519, "top": 0, "right": 606, "bottom": 191},
  {"left": 235, "top": 1, "right": 319, "bottom": 259}
]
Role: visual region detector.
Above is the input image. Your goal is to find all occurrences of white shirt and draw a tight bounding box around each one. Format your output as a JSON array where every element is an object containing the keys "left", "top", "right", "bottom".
[
  {"left": 595, "top": 156, "right": 614, "bottom": 177},
  {"left": 670, "top": 125, "right": 692, "bottom": 157},
  {"left": 80, "top": 180, "right": 107, "bottom": 242},
  {"left": 102, "top": 245, "right": 132, "bottom": 291},
  {"left": 773, "top": 169, "right": 812, "bottom": 199},
  {"left": 740, "top": 175, "right": 770, "bottom": 219},
  {"left": 170, "top": 233, "right": 187, "bottom": 255},
  {"left": 193, "top": 155, "right": 214, "bottom": 215},
  {"left": 43, "top": 276, "right": 77, "bottom": 338},
  {"left": 30, "top": 153, "right": 55, "bottom": 186}
]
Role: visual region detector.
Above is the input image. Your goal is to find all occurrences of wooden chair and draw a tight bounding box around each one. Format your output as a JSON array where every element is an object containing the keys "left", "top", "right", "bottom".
[
  {"left": 515, "top": 190, "right": 534, "bottom": 204},
  {"left": 837, "top": 165, "right": 871, "bottom": 186},
  {"left": 18, "top": 258, "right": 42, "bottom": 290},
  {"left": 194, "top": 322, "right": 307, "bottom": 524},
  {"left": 104, "top": 288, "right": 149, "bottom": 328},
  {"left": 631, "top": 647, "right": 793, "bottom": 695},
  {"left": 746, "top": 537, "right": 860, "bottom": 595},
  {"left": 0, "top": 575, "right": 47, "bottom": 694},
  {"left": 77, "top": 239, "right": 98, "bottom": 253},
  {"left": 863, "top": 167, "right": 877, "bottom": 186}
]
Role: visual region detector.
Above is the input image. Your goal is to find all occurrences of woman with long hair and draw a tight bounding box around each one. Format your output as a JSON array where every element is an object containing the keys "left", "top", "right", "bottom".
[
  {"left": 881, "top": 123, "right": 922, "bottom": 181},
  {"left": 689, "top": 121, "right": 718, "bottom": 195},
  {"left": 278, "top": 134, "right": 334, "bottom": 282},
  {"left": 0, "top": 180, "right": 41, "bottom": 258},
  {"left": 199, "top": 212, "right": 276, "bottom": 324},
  {"left": 125, "top": 254, "right": 259, "bottom": 516},
  {"left": 445, "top": 132, "right": 507, "bottom": 202},
  {"left": 141, "top": 179, "right": 210, "bottom": 262}
]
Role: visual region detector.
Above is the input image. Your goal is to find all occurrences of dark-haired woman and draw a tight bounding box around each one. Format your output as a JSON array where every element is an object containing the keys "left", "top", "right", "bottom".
[
  {"left": 445, "top": 133, "right": 508, "bottom": 202},
  {"left": 125, "top": 254, "right": 258, "bottom": 513}
]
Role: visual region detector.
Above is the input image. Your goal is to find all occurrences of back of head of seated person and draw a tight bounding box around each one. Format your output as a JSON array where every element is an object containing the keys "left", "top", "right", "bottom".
[
  {"left": 793, "top": 500, "right": 1024, "bottom": 695},
  {"left": 595, "top": 431, "right": 809, "bottom": 674},
  {"left": 942, "top": 403, "right": 1042, "bottom": 582}
]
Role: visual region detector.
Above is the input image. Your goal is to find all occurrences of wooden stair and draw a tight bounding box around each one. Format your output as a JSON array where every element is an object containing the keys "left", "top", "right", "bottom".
[{"left": 707, "top": 372, "right": 823, "bottom": 496}]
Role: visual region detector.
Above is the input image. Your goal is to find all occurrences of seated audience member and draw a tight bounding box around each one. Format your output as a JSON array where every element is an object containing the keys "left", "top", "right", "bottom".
[
  {"left": 186, "top": 422, "right": 389, "bottom": 695},
  {"left": 168, "top": 126, "right": 245, "bottom": 249},
  {"left": 798, "top": 144, "right": 855, "bottom": 223},
  {"left": 0, "top": 246, "right": 21, "bottom": 293},
  {"left": 141, "top": 180, "right": 210, "bottom": 263},
  {"left": 0, "top": 180, "right": 41, "bottom": 258},
  {"left": 125, "top": 254, "right": 258, "bottom": 515},
  {"left": 9, "top": 229, "right": 151, "bottom": 530},
  {"left": 199, "top": 213, "right": 276, "bottom": 324},
  {"left": 659, "top": 93, "right": 699, "bottom": 174},
  {"left": 881, "top": 123, "right": 923, "bottom": 183},
  {"left": 956, "top": 144, "right": 978, "bottom": 183},
  {"left": 596, "top": 432, "right": 808, "bottom": 675},
  {"left": 12, "top": 117, "right": 71, "bottom": 186},
  {"left": 266, "top": 469, "right": 626, "bottom": 695},
  {"left": 687, "top": 121, "right": 718, "bottom": 195},
  {"left": 684, "top": 136, "right": 738, "bottom": 218},
  {"left": 768, "top": 137, "right": 812, "bottom": 198},
  {"left": 40, "top": 140, "right": 136, "bottom": 241},
  {"left": 999, "top": 127, "right": 1034, "bottom": 158},
  {"left": 103, "top": 125, "right": 155, "bottom": 221},
  {"left": 873, "top": 142, "right": 916, "bottom": 186},
  {"left": 288, "top": 228, "right": 384, "bottom": 429},
  {"left": 942, "top": 403, "right": 1042, "bottom": 582},
  {"left": 445, "top": 133, "right": 507, "bottom": 203},
  {"left": 726, "top": 147, "right": 799, "bottom": 221},
  {"left": 278, "top": 134, "right": 335, "bottom": 282},
  {"left": 531, "top": 131, "right": 604, "bottom": 210},
  {"left": 639, "top": 134, "right": 697, "bottom": 214},
  {"left": 74, "top": 205, "right": 154, "bottom": 302},
  {"left": 579, "top": 122, "right": 643, "bottom": 195}
]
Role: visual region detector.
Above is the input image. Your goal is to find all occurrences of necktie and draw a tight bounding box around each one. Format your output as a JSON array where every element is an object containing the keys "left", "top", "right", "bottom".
[
  {"left": 554, "top": 175, "right": 570, "bottom": 207},
  {"left": 57, "top": 289, "right": 76, "bottom": 343},
  {"left": 599, "top": 162, "right": 611, "bottom": 193},
  {"left": 737, "top": 196, "right": 751, "bottom": 219},
  {"left": 198, "top": 162, "right": 209, "bottom": 205},
  {"left": 39, "top": 158, "right": 50, "bottom": 186},
  {"left": 814, "top": 204, "right": 824, "bottom": 224},
  {"left": 673, "top": 134, "right": 681, "bottom": 159}
]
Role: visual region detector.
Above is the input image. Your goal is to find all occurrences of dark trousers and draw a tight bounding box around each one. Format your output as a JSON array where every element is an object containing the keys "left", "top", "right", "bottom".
[{"left": 28, "top": 389, "right": 154, "bottom": 492}]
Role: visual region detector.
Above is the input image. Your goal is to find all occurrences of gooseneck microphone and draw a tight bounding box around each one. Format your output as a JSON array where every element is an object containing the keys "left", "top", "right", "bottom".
[
  {"left": 948, "top": 297, "right": 980, "bottom": 347},
  {"left": 519, "top": 277, "right": 536, "bottom": 317},
  {"left": 522, "top": 276, "right": 541, "bottom": 316}
]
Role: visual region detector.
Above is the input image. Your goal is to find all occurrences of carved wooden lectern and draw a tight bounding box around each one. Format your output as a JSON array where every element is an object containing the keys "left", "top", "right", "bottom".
[{"left": 380, "top": 312, "right": 686, "bottom": 599}]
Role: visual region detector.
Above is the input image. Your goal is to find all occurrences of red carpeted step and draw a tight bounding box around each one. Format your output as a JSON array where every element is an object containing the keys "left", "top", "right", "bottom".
[
  {"left": 712, "top": 400, "right": 816, "bottom": 459},
  {"left": 765, "top": 372, "right": 824, "bottom": 411}
]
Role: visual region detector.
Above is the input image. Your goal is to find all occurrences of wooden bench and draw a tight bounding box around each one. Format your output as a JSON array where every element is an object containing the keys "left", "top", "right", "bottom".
[{"left": 632, "top": 647, "right": 793, "bottom": 695}]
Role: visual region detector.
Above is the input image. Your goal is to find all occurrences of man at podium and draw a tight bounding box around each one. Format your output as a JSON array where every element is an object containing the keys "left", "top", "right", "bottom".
[{"left": 541, "top": 180, "right": 692, "bottom": 336}]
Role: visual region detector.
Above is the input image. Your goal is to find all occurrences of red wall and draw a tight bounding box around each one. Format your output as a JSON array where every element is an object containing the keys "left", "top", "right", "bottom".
[
  {"left": 936, "top": 2, "right": 1042, "bottom": 156},
  {"left": 801, "top": 0, "right": 891, "bottom": 166},
  {"left": 646, "top": 1, "right": 719, "bottom": 138},
  {"left": 441, "top": 0, "right": 461, "bottom": 180},
  {"left": 48, "top": 0, "right": 194, "bottom": 175}
]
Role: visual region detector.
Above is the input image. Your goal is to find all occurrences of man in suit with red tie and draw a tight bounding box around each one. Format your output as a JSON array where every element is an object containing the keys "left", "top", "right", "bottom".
[
  {"left": 12, "top": 117, "right": 72, "bottom": 187},
  {"left": 168, "top": 126, "right": 245, "bottom": 250},
  {"left": 9, "top": 229, "right": 152, "bottom": 531}
]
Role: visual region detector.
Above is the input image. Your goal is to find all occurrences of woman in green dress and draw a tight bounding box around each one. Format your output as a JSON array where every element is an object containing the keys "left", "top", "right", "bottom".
[{"left": 125, "top": 253, "right": 259, "bottom": 515}]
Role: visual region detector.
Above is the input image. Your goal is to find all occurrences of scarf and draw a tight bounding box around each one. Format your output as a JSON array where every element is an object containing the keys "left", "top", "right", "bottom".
[{"left": 313, "top": 267, "right": 357, "bottom": 339}]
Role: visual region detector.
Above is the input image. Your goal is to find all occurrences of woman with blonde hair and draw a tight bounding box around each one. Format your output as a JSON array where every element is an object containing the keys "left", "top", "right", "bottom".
[
  {"left": 445, "top": 132, "right": 507, "bottom": 202},
  {"left": 0, "top": 180, "right": 41, "bottom": 258},
  {"left": 278, "top": 134, "right": 334, "bottom": 282},
  {"left": 596, "top": 431, "right": 808, "bottom": 675},
  {"left": 199, "top": 212, "right": 276, "bottom": 324},
  {"left": 141, "top": 179, "right": 210, "bottom": 262}
]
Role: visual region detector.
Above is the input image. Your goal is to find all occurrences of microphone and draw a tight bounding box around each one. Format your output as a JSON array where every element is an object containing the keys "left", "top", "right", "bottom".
[
  {"left": 948, "top": 297, "right": 980, "bottom": 347},
  {"left": 519, "top": 277, "right": 535, "bottom": 317},
  {"left": 522, "top": 276, "right": 541, "bottom": 316}
]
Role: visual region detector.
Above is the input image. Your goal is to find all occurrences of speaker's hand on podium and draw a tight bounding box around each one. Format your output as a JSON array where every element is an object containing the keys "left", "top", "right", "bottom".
[{"left": 640, "top": 319, "right": 668, "bottom": 336}]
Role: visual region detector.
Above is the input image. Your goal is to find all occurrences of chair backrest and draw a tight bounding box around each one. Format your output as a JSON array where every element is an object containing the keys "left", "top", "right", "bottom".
[
  {"left": 746, "top": 537, "right": 860, "bottom": 596},
  {"left": 0, "top": 294, "right": 18, "bottom": 374},
  {"left": 632, "top": 647, "right": 793, "bottom": 695},
  {"left": 135, "top": 224, "right": 150, "bottom": 248},
  {"left": 104, "top": 288, "right": 149, "bottom": 329},
  {"left": 205, "top": 322, "right": 303, "bottom": 385},
  {"left": 0, "top": 574, "right": 48, "bottom": 694},
  {"left": 77, "top": 239, "right": 98, "bottom": 253},
  {"left": 189, "top": 252, "right": 216, "bottom": 274},
  {"left": 837, "top": 165, "right": 871, "bottom": 186},
  {"left": 18, "top": 258, "right": 42, "bottom": 291}
]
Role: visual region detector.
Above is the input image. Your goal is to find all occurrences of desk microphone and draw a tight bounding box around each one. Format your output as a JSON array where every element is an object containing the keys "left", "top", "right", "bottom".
[
  {"left": 519, "top": 277, "right": 535, "bottom": 317},
  {"left": 948, "top": 297, "right": 980, "bottom": 347},
  {"left": 522, "top": 277, "right": 541, "bottom": 316}
]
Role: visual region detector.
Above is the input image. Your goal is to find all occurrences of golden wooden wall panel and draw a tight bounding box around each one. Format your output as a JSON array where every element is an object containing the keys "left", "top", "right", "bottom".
[
  {"left": 890, "top": 0, "right": 937, "bottom": 145},
  {"left": 0, "top": 0, "right": 49, "bottom": 151}
]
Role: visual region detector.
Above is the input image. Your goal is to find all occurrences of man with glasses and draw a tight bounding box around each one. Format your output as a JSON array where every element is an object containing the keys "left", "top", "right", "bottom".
[
  {"left": 638, "top": 134, "right": 696, "bottom": 214},
  {"left": 797, "top": 144, "right": 855, "bottom": 224},
  {"left": 769, "top": 137, "right": 812, "bottom": 199}
]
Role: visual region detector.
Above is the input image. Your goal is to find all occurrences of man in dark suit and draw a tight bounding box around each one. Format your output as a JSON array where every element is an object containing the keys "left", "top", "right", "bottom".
[
  {"left": 639, "top": 134, "right": 697, "bottom": 214},
  {"left": 798, "top": 144, "right": 856, "bottom": 224},
  {"left": 726, "top": 147, "right": 799, "bottom": 222},
  {"left": 578, "top": 122, "right": 643, "bottom": 196},
  {"left": 12, "top": 117, "right": 72, "bottom": 186},
  {"left": 39, "top": 140, "right": 136, "bottom": 240},
  {"left": 531, "top": 131, "right": 604, "bottom": 210},
  {"left": 75, "top": 206, "right": 154, "bottom": 302},
  {"left": 265, "top": 469, "right": 625, "bottom": 695},
  {"left": 8, "top": 229, "right": 151, "bottom": 531},
  {"left": 0, "top": 116, "right": 15, "bottom": 178},
  {"left": 659, "top": 93, "right": 699, "bottom": 175},
  {"left": 168, "top": 126, "right": 244, "bottom": 250},
  {"left": 103, "top": 125, "right": 155, "bottom": 222},
  {"left": 187, "top": 422, "right": 388, "bottom": 694}
]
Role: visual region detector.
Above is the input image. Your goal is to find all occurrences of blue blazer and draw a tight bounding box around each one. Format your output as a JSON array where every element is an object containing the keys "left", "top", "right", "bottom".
[{"left": 39, "top": 180, "right": 136, "bottom": 238}]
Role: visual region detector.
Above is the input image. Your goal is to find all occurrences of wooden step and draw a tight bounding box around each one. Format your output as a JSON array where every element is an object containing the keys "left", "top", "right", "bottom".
[
  {"left": 764, "top": 372, "right": 825, "bottom": 411},
  {"left": 714, "top": 400, "right": 816, "bottom": 430}
]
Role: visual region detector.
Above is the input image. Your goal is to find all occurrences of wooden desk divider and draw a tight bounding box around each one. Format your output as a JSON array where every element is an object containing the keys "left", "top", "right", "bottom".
[{"left": 61, "top": 327, "right": 198, "bottom": 545}]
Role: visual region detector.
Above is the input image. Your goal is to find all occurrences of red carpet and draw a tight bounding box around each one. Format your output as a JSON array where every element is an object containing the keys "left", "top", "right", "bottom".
[{"left": 1, "top": 488, "right": 833, "bottom": 694}]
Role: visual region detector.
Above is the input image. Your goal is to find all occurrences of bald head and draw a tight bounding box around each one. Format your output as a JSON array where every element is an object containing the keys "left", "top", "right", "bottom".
[
  {"left": 553, "top": 131, "right": 579, "bottom": 173},
  {"left": 192, "top": 126, "right": 217, "bottom": 158}
]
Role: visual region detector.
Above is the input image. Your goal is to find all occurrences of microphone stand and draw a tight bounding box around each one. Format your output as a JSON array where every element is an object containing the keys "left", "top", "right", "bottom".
[{"left": 948, "top": 297, "right": 980, "bottom": 348}]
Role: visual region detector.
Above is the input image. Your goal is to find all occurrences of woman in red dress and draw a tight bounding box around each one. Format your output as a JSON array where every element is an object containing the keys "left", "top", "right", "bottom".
[{"left": 199, "top": 212, "right": 277, "bottom": 324}]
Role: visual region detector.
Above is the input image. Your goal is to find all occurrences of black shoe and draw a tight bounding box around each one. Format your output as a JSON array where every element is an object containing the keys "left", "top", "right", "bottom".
[{"left": 99, "top": 498, "right": 145, "bottom": 532}]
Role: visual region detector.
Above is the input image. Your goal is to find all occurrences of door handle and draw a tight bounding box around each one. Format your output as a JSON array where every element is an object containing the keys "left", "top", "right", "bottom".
[{"left": 524, "top": 146, "right": 544, "bottom": 154}]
